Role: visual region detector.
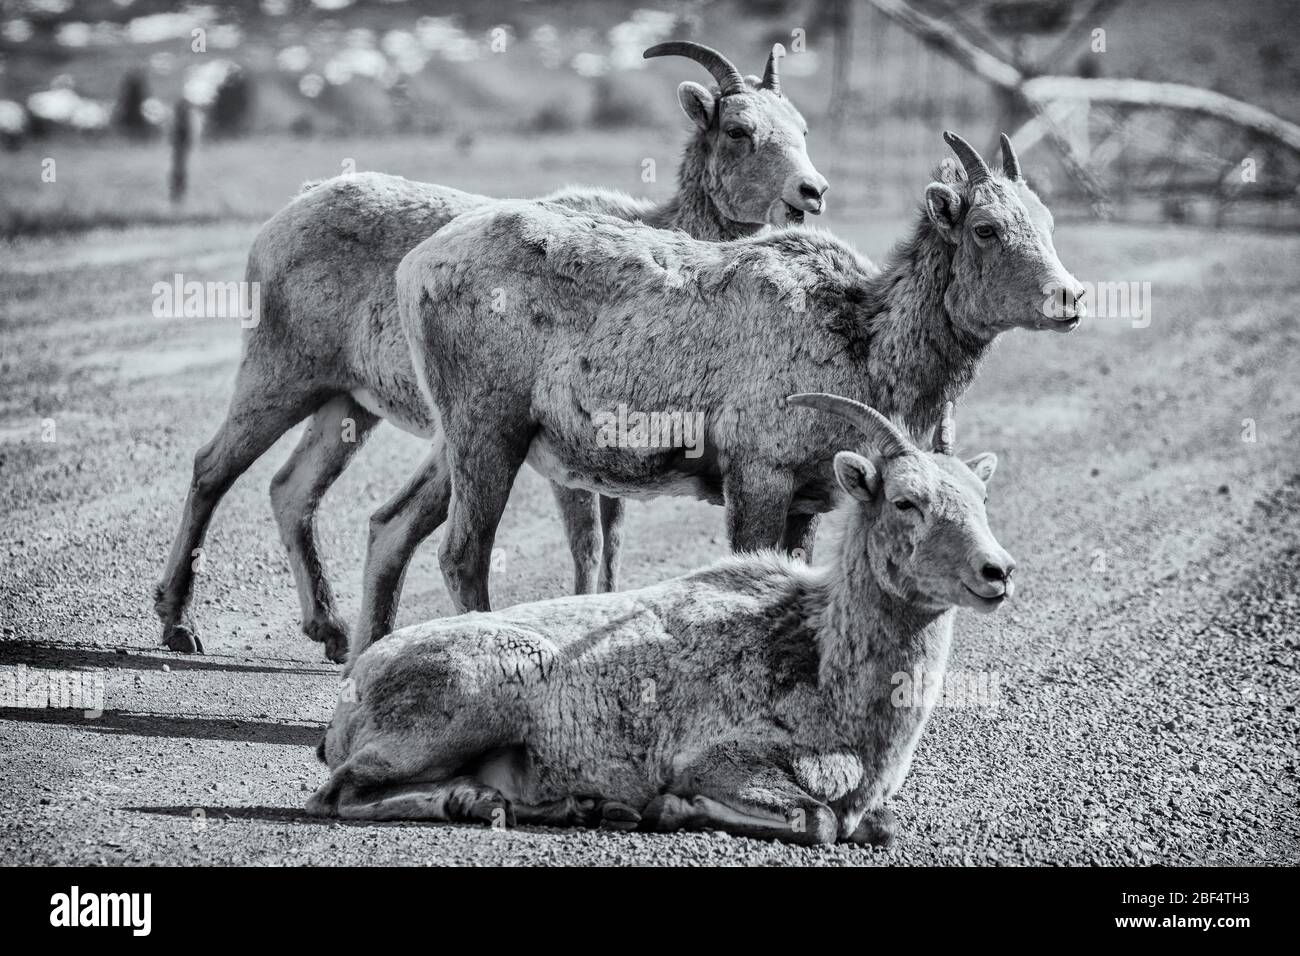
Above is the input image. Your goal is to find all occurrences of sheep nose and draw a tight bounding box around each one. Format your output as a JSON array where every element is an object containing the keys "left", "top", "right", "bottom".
[
  {"left": 981, "top": 558, "right": 1016, "bottom": 583},
  {"left": 796, "top": 176, "right": 828, "bottom": 212},
  {"left": 1068, "top": 282, "right": 1087, "bottom": 318},
  {"left": 1044, "top": 280, "right": 1086, "bottom": 321}
]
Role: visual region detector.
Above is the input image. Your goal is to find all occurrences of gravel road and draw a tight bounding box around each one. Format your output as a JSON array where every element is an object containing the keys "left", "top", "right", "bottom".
[{"left": 1, "top": 219, "right": 1297, "bottom": 865}]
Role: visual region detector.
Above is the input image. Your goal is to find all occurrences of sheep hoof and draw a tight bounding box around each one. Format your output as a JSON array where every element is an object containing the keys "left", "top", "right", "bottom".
[
  {"left": 640, "top": 794, "right": 690, "bottom": 833},
  {"left": 305, "top": 618, "right": 350, "bottom": 664},
  {"left": 599, "top": 801, "right": 642, "bottom": 831},
  {"left": 848, "top": 806, "right": 898, "bottom": 847},
  {"left": 162, "top": 623, "right": 203, "bottom": 654},
  {"left": 304, "top": 788, "right": 336, "bottom": 817},
  {"left": 447, "top": 784, "right": 516, "bottom": 828}
]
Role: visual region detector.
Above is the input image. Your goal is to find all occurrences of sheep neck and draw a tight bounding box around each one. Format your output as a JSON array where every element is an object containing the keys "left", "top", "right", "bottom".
[
  {"left": 816, "top": 507, "right": 955, "bottom": 754},
  {"left": 643, "top": 137, "right": 765, "bottom": 242},
  {"left": 858, "top": 215, "right": 994, "bottom": 435}
]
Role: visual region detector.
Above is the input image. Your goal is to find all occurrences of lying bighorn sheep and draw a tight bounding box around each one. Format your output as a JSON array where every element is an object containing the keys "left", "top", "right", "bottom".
[
  {"left": 308, "top": 397, "right": 1013, "bottom": 845},
  {"left": 396, "top": 130, "right": 1081, "bottom": 614},
  {"left": 152, "top": 42, "right": 827, "bottom": 662}
]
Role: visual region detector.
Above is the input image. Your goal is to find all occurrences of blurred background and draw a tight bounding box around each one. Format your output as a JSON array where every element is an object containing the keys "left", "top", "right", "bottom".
[{"left": 2, "top": 0, "right": 1299, "bottom": 236}]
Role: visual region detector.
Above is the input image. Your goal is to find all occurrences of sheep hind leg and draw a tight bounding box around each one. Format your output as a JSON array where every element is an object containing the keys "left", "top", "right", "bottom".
[
  {"left": 155, "top": 377, "right": 329, "bottom": 654},
  {"left": 270, "top": 395, "right": 380, "bottom": 664}
]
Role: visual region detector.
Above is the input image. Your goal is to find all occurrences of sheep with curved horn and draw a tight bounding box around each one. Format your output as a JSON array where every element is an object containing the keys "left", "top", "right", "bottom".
[
  {"left": 394, "top": 129, "right": 1083, "bottom": 615},
  {"left": 643, "top": 40, "right": 748, "bottom": 97},
  {"left": 307, "top": 394, "right": 1014, "bottom": 848},
  {"left": 151, "top": 41, "right": 828, "bottom": 663},
  {"left": 761, "top": 43, "right": 782, "bottom": 94}
]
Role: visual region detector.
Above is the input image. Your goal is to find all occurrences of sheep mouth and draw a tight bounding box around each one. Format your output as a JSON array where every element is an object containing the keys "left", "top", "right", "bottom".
[
  {"left": 963, "top": 583, "right": 1008, "bottom": 608},
  {"left": 782, "top": 202, "right": 806, "bottom": 225}
]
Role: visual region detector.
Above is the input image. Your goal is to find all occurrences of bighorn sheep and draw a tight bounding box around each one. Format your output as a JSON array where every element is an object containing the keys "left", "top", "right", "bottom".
[
  {"left": 308, "top": 397, "right": 1013, "bottom": 845},
  {"left": 152, "top": 42, "right": 827, "bottom": 662},
  {"left": 397, "top": 130, "right": 1082, "bottom": 615}
]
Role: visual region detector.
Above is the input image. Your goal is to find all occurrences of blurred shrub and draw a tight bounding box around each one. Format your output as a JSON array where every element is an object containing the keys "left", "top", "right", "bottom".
[
  {"left": 209, "top": 67, "right": 253, "bottom": 138},
  {"left": 530, "top": 99, "right": 579, "bottom": 133},
  {"left": 590, "top": 76, "right": 643, "bottom": 129}
]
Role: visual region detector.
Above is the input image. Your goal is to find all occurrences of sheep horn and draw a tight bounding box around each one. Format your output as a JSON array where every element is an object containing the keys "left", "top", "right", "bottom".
[
  {"left": 643, "top": 41, "right": 748, "bottom": 98},
  {"left": 787, "top": 393, "right": 911, "bottom": 459},
  {"left": 760, "top": 43, "right": 782, "bottom": 94},
  {"left": 999, "top": 133, "right": 1022, "bottom": 180},
  {"left": 934, "top": 401, "right": 955, "bottom": 455},
  {"left": 943, "top": 131, "right": 992, "bottom": 185}
]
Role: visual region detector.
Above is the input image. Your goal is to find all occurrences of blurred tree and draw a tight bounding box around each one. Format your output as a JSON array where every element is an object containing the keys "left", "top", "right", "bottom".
[
  {"left": 170, "top": 100, "right": 192, "bottom": 204},
  {"left": 114, "top": 71, "right": 153, "bottom": 140}
]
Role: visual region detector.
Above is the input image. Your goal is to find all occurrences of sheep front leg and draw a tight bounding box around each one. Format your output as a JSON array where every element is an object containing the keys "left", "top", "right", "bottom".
[
  {"left": 645, "top": 745, "right": 838, "bottom": 846},
  {"left": 598, "top": 495, "right": 625, "bottom": 592},
  {"left": 335, "top": 778, "right": 517, "bottom": 826},
  {"left": 723, "top": 467, "right": 794, "bottom": 554},
  {"left": 352, "top": 444, "right": 452, "bottom": 662},
  {"left": 782, "top": 512, "right": 820, "bottom": 562},
  {"left": 438, "top": 424, "right": 535, "bottom": 613},
  {"left": 550, "top": 483, "right": 601, "bottom": 594},
  {"left": 832, "top": 785, "right": 898, "bottom": 847}
]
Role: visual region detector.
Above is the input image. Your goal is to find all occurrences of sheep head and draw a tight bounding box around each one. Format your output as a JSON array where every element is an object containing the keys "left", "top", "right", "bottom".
[
  {"left": 923, "top": 131, "right": 1086, "bottom": 337},
  {"left": 644, "top": 41, "right": 828, "bottom": 228},
  {"left": 788, "top": 394, "right": 1016, "bottom": 615}
]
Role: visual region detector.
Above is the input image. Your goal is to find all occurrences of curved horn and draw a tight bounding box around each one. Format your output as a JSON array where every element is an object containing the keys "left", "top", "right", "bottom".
[
  {"left": 643, "top": 41, "right": 747, "bottom": 97},
  {"left": 761, "top": 43, "right": 783, "bottom": 94},
  {"left": 787, "top": 393, "right": 911, "bottom": 459},
  {"left": 934, "top": 401, "right": 955, "bottom": 455},
  {"left": 999, "top": 132, "right": 1022, "bottom": 180},
  {"left": 943, "top": 130, "right": 992, "bottom": 185}
]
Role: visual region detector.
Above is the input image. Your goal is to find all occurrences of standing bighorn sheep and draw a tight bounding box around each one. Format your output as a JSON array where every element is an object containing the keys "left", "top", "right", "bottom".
[
  {"left": 152, "top": 42, "right": 827, "bottom": 662},
  {"left": 308, "top": 397, "right": 1013, "bottom": 845},
  {"left": 396, "top": 130, "right": 1082, "bottom": 616}
]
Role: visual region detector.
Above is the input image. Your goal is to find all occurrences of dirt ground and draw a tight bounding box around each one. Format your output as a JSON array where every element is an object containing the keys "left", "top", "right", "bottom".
[{"left": 1, "top": 215, "right": 1298, "bottom": 865}]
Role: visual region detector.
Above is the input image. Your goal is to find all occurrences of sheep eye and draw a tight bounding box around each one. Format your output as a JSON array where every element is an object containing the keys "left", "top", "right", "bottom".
[
  {"left": 894, "top": 500, "right": 915, "bottom": 512},
  {"left": 725, "top": 127, "right": 748, "bottom": 140},
  {"left": 973, "top": 224, "right": 996, "bottom": 240}
]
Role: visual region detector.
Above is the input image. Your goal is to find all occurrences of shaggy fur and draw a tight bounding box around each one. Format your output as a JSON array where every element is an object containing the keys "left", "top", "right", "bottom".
[
  {"left": 307, "top": 400, "right": 1014, "bottom": 845},
  {"left": 151, "top": 50, "right": 826, "bottom": 663},
  {"left": 398, "top": 134, "right": 1083, "bottom": 613}
]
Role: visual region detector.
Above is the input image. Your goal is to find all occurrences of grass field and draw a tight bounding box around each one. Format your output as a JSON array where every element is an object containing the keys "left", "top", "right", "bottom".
[{"left": 1, "top": 133, "right": 1298, "bottom": 865}]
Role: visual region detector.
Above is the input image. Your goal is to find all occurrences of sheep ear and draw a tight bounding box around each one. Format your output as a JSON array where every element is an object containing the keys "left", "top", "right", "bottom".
[
  {"left": 677, "top": 81, "right": 715, "bottom": 131},
  {"left": 833, "top": 451, "right": 881, "bottom": 502},
  {"left": 925, "top": 182, "right": 963, "bottom": 242},
  {"left": 965, "top": 452, "right": 998, "bottom": 483}
]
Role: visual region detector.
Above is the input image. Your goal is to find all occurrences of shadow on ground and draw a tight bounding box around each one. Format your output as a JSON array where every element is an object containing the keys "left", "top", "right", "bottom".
[
  {"left": 0, "top": 640, "right": 337, "bottom": 676},
  {"left": 0, "top": 707, "right": 321, "bottom": 745}
]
